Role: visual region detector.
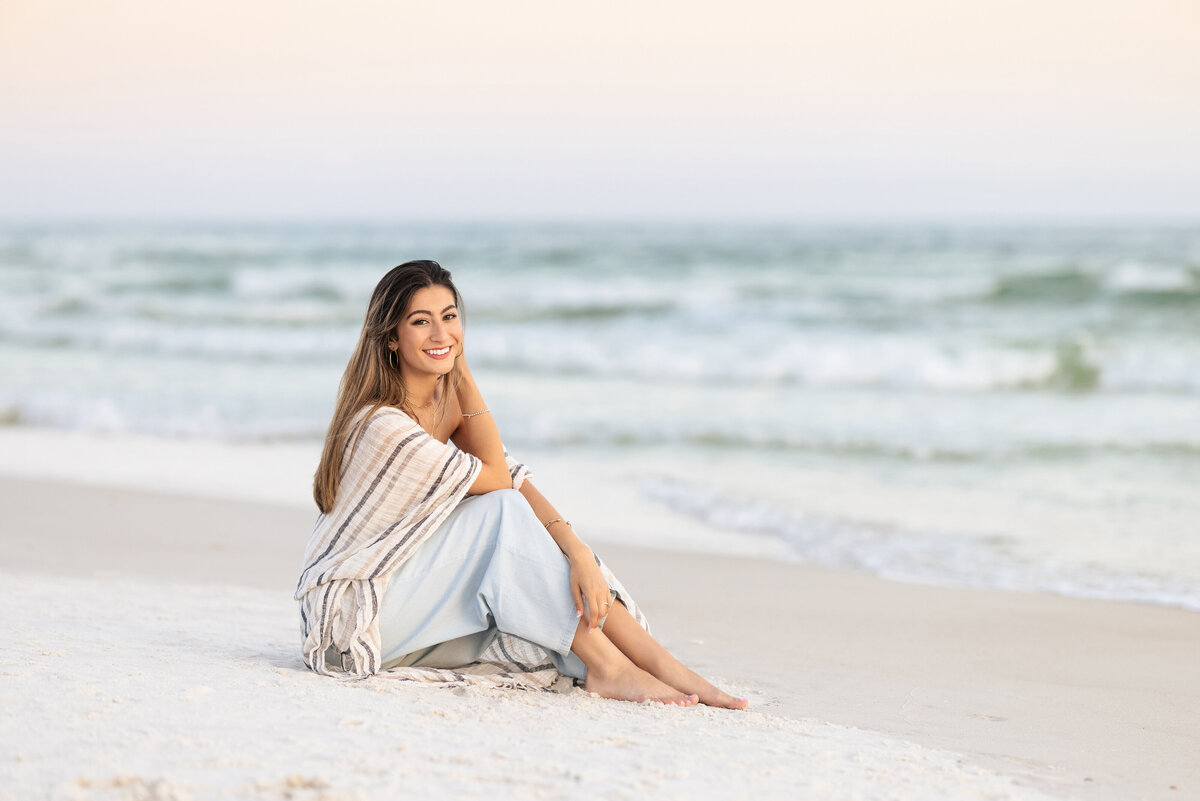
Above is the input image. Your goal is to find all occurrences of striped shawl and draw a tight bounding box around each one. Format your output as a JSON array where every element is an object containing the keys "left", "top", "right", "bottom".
[{"left": 295, "top": 406, "right": 648, "bottom": 691}]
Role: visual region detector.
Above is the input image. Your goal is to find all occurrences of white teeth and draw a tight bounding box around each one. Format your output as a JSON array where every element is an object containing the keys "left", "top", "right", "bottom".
[{"left": 425, "top": 347, "right": 451, "bottom": 356}]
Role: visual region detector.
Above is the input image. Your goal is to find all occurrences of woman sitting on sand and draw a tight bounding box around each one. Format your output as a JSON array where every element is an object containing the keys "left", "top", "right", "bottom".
[{"left": 295, "top": 260, "right": 746, "bottom": 708}]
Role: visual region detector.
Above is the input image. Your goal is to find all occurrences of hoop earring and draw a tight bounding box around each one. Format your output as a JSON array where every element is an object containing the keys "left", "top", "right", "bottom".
[{"left": 387, "top": 349, "right": 398, "bottom": 369}]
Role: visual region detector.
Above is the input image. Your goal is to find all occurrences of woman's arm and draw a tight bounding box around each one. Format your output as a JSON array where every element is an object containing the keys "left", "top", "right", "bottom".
[
  {"left": 450, "top": 357, "right": 513, "bottom": 494},
  {"left": 518, "top": 480, "right": 590, "bottom": 560},
  {"left": 519, "top": 479, "right": 612, "bottom": 631}
]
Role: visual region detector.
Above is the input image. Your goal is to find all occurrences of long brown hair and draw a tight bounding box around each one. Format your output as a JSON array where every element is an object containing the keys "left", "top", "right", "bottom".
[{"left": 313, "top": 260, "right": 462, "bottom": 513}]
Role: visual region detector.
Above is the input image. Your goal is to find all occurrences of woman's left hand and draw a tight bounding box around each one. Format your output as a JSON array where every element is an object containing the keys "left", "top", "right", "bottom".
[{"left": 568, "top": 548, "right": 611, "bottom": 631}]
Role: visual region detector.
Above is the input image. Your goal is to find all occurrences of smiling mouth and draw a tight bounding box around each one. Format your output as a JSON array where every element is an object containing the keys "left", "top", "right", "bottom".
[{"left": 424, "top": 347, "right": 451, "bottom": 357}]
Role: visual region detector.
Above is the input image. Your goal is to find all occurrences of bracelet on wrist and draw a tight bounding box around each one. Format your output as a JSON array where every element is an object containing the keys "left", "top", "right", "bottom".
[{"left": 542, "top": 517, "right": 572, "bottom": 530}]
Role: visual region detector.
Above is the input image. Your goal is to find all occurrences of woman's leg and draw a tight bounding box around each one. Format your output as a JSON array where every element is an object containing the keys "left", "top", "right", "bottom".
[
  {"left": 474, "top": 492, "right": 697, "bottom": 705},
  {"left": 568, "top": 617, "right": 697, "bottom": 706},
  {"left": 377, "top": 490, "right": 576, "bottom": 670},
  {"left": 456, "top": 491, "right": 697, "bottom": 704},
  {"left": 598, "top": 601, "right": 749, "bottom": 709},
  {"left": 379, "top": 490, "right": 708, "bottom": 706}
]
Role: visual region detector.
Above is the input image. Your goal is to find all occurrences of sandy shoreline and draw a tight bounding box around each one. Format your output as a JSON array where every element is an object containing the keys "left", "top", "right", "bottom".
[{"left": 3, "top": 473, "right": 1197, "bottom": 799}]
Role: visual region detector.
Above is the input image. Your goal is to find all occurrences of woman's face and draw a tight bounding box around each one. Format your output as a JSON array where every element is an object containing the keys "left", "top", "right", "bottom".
[{"left": 391, "top": 285, "right": 462, "bottom": 381}]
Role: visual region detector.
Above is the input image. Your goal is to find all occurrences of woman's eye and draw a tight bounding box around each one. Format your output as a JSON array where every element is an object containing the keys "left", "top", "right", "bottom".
[
  {"left": 443, "top": 313, "right": 457, "bottom": 321},
  {"left": 411, "top": 319, "right": 428, "bottom": 326}
]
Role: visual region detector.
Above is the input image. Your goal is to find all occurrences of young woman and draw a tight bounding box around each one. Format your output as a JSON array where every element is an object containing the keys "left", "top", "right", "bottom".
[{"left": 296, "top": 261, "right": 747, "bottom": 709}]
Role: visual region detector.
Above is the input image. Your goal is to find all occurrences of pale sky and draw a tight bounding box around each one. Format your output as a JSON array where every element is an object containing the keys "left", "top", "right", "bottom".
[{"left": 1, "top": 0, "right": 1198, "bottom": 221}]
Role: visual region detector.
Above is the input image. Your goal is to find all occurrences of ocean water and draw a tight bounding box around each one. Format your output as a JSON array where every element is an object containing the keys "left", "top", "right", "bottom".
[{"left": 2, "top": 221, "right": 1198, "bottom": 609}]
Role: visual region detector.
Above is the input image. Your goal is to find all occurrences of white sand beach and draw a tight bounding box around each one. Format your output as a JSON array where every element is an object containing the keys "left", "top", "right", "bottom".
[
  {"left": 6, "top": 1, "right": 1200, "bottom": 794},
  {"left": 1, "top": 429, "right": 1197, "bottom": 800}
]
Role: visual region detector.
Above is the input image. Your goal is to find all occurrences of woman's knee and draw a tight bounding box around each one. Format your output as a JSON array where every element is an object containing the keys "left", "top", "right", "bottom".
[
  {"left": 493, "top": 487, "right": 524, "bottom": 504},
  {"left": 469, "top": 488, "right": 536, "bottom": 529},
  {"left": 481, "top": 489, "right": 562, "bottom": 554},
  {"left": 496, "top": 488, "right": 545, "bottom": 528},
  {"left": 473, "top": 487, "right": 524, "bottom": 513}
]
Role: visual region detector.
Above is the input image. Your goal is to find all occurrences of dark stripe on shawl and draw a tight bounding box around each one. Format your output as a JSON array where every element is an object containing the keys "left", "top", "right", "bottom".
[
  {"left": 358, "top": 580, "right": 379, "bottom": 674},
  {"left": 415, "top": 448, "right": 455, "bottom": 507},
  {"left": 495, "top": 634, "right": 518, "bottom": 665},
  {"left": 356, "top": 639, "right": 373, "bottom": 674},
  {"left": 317, "top": 583, "right": 335, "bottom": 667},
  {"left": 493, "top": 637, "right": 557, "bottom": 674}
]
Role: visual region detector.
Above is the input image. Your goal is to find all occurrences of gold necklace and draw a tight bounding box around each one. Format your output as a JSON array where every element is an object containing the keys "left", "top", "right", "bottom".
[
  {"left": 405, "top": 380, "right": 441, "bottom": 418},
  {"left": 405, "top": 387, "right": 438, "bottom": 415}
]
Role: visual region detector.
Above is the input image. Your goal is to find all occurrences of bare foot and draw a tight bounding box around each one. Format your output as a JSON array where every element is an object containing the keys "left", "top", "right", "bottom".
[
  {"left": 585, "top": 662, "right": 699, "bottom": 706},
  {"left": 648, "top": 659, "right": 749, "bottom": 710}
]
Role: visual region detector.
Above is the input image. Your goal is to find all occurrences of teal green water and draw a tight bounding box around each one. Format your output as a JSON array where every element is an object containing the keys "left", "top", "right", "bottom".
[{"left": 2, "top": 222, "right": 1198, "bottom": 607}]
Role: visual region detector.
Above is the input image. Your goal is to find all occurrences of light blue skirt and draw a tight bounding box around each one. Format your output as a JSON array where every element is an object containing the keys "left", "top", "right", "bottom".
[{"left": 377, "top": 489, "right": 595, "bottom": 680}]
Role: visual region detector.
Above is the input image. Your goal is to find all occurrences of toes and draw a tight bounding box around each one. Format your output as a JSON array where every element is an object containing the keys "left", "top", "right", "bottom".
[
  {"left": 661, "top": 692, "right": 697, "bottom": 706},
  {"left": 695, "top": 691, "right": 748, "bottom": 709}
]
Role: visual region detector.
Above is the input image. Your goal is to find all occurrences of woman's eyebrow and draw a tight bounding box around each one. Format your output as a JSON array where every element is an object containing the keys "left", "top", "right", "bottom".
[{"left": 405, "top": 304, "right": 457, "bottom": 320}]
